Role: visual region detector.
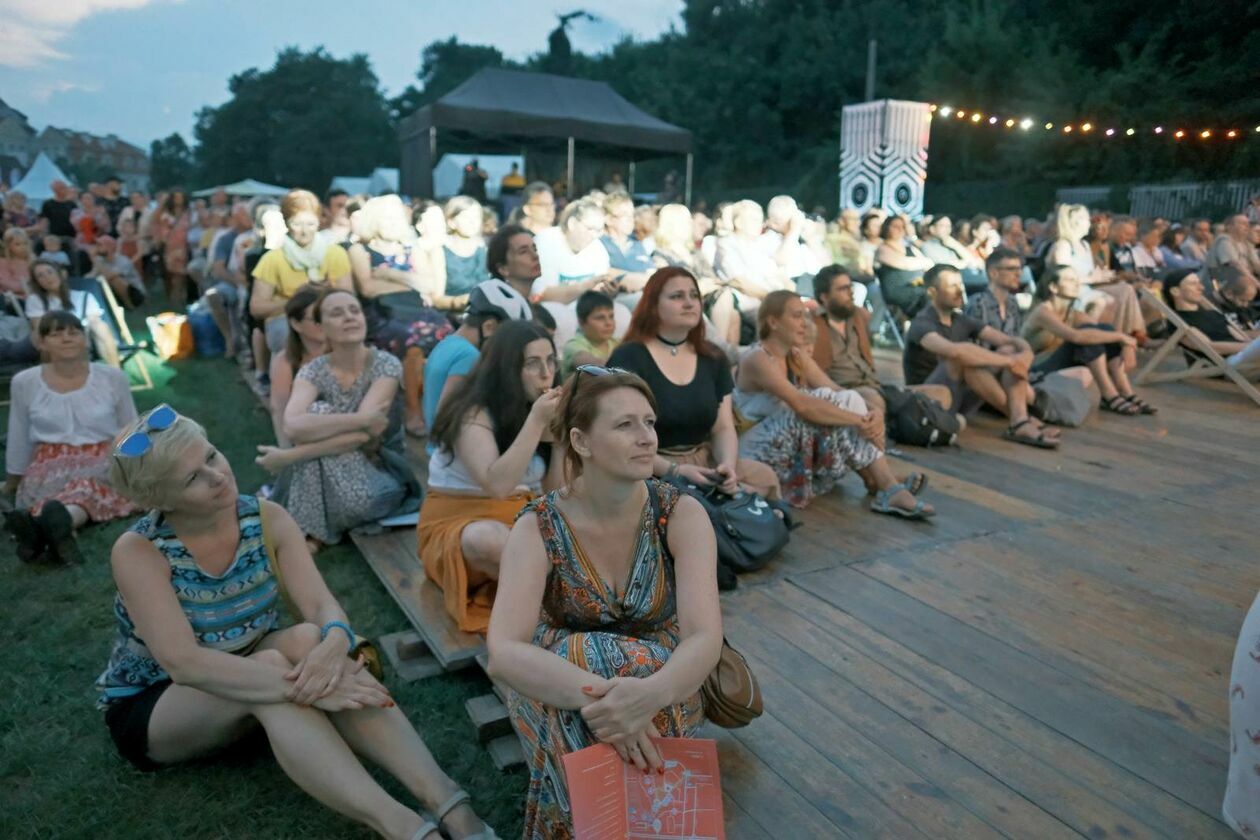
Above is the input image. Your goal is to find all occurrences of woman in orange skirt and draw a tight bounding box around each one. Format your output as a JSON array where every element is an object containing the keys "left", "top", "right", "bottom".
[
  {"left": 4, "top": 311, "right": 139, "bottom": 564},
  {"left": 420, "top": 320, "right": 564, "bottom": 632}
]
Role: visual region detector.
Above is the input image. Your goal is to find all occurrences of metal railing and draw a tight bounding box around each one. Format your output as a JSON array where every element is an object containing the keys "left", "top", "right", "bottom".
[{"left": 1057, "top": 179, "right": 1260, "bottom": 218}]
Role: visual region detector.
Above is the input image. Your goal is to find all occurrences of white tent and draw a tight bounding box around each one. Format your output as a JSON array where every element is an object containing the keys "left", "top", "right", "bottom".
[
  {"left": 327, "top": 168, "right": 399, "bottom": 198},
  {"left": 193, "top": 178, "right": 288, "bottom": 198},
  {"left": 433, "top": 154, "right": 523, "bottom": 200},
  {"left": 11, "top": 152, "right": 71, "bottom": 204}
]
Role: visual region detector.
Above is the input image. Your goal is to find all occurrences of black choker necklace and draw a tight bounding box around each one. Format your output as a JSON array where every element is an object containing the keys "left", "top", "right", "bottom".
[{"left": 656, "top": 334, "right": 686, "bottom": 355}]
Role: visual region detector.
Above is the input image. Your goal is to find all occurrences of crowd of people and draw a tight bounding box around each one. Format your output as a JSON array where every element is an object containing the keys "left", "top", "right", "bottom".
[{"left": 4, "top": 172, "right": 1260, "bottom": 839}]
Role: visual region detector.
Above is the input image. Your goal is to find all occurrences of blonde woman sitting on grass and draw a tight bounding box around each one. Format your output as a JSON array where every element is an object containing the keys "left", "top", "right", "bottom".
[{"left": 97, "top": 406, "right": 497, "bottom": 839}]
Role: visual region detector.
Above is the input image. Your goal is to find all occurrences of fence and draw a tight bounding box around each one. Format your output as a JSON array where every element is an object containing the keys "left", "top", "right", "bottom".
[{"left": 1057, "top": 179, "right": 1260, "bottom": 219}]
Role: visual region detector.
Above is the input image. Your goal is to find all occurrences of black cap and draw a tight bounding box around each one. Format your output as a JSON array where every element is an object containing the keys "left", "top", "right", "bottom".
[{"left": 104, "top": 174, "right": 121, "bottom": 183}]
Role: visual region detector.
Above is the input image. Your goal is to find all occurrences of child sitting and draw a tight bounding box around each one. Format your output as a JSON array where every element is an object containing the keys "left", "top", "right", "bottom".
[
  {"left": 561, "top": 290, "right": 619, "bottom": 378},
  {"left": 39, "top": 235, "right": 71, "bottom": 269}
]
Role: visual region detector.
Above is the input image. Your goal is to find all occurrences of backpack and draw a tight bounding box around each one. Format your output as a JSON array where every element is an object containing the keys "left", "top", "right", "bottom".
[
  {"left": 660, "top": 476, "right": 795, "bottom": 578},
  {"left": 1031, "top": 372, "right": 1093, "bottom": 427},
  {"left": 880, "top": 385, "right": 961, "bottom": 447}
]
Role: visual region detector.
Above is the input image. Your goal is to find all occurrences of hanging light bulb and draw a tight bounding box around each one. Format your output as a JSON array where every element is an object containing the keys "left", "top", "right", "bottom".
[
  {"left": 1174, "top": 129, "right": 1186, "bottom": 138},
  {"left": 988, "top": 116, "right": 998, "bottom": 125},
  {"left": 956, "top": 110, "right": 966, "bottom": 119},
  {"left": 1125, "top": 128, "right": 1135, "bottom": 136},
  {"left": 1154, "top": 126, "right": 1164, "bottom": 134},
  {"left": 1044, "top": 122, "right": 1054, "bottom": 130},
  {"left": 1227, "top": 130, "right": 1238, "bottom": 138},
  {"left": 970, "top": 112, "right": 982, "bottom": 122},
  {"left": 1063, "top": 125, "right": 1073, "bottom": 133},
  {"left": 929, "top": 104, "right": 939, "bottom": 112},
  {"left": 938, "top": 105, "right": 952, "bottom": 117},
  {"left": 1200, "top": 129, "right": 1211, "bottom": 139},
  {"left": 1105, "top": 128, "right": 1115, "bottom": 136},
  {"left": 1081, "top": 122, "right": 1093, "bottom": 132},
  {"left": 1004, "top": 118, "right": 1015, "bottom": 128},
  {"left": 1019, "top": 118, "right": 1033, "bottom": 130}
]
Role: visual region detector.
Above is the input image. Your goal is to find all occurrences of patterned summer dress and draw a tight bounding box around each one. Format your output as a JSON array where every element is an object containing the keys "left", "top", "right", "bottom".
[
  {"left": 506, "top": 480, "right": 705, "bottom": 840},
  {"left": 284, "top": 348, "right": 410, "bottom": 542},
  {"left": 1225, "top": 590, "right": 1260, "bottom": 834},
  {"left": 734, "top": 345, "right": 882, "bottom": 508}
]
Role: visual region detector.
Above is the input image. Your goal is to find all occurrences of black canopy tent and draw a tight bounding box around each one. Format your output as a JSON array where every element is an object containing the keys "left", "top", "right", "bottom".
[{"left": 398, "top": 68, "right": 693, "bottom": 200}]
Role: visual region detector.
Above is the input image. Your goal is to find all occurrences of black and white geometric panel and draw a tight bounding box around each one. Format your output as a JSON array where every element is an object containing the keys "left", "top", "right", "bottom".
[{"left": 839, "top": 100, "right": 932, "bottom": 219}]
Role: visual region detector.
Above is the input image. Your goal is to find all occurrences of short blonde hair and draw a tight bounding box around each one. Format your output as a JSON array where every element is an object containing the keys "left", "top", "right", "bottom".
[
  {"left": 109, "top": 412, "right": 209, "bottom": 509},
  {"left": 559, "top": 197, "right": 603, "bottom": 231},
  {"left": 280, "top": 189, "right": 321, "bottom": 223},
  {"left": 653, "top": 203, "right": 692, "bottom": 254},
  {"left": 350, "top": 194, "right": 407, "bottom": 243},
  {"left": 443, "top": 195, "right": 482, "bottom": 229},
  {"left": 602, "top": 192, "right": 633, "bottom": 216}
]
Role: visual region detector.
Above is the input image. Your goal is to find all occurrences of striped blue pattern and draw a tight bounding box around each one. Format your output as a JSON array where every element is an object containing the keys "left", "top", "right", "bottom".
[{"left": 95, "top": 495, "right": 280, "bottom": 709}]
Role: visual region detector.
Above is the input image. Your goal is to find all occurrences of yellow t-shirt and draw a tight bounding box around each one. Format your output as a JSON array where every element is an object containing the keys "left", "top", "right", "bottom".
[{"left": 252, "top": 244, "right": 351, "bottom": 300}]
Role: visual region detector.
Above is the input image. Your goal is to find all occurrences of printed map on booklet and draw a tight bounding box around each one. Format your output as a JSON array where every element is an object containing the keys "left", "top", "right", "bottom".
[{"left": 562, "top": 738, "right": 725, "bottom": 840}]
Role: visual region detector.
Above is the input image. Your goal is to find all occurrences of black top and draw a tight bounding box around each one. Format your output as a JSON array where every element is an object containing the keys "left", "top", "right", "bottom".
[
  {"left": 40, "top": 198, "right": 76, "bottom": 238},
  {"left": 607, "top": 341, "right": 732, "bottom": 449},
  {"left": 1177, "top": 307, "right": 1234, "bottom": 342},
  {"left": 903, "top": 307, "right": 983, "bottom": 385}
]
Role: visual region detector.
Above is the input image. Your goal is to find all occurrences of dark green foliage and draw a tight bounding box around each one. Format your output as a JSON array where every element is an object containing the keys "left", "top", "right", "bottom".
[
  {"left": 193, "top": 47, "right": 397, "bottom": 191},
  {"left": 149, "top": 133, "right": 195, "bottom": 191}
]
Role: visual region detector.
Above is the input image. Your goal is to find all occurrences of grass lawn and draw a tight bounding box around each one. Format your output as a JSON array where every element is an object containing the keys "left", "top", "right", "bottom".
[{"left": 0, "top": 341, "right": 527, "bottom": 838}]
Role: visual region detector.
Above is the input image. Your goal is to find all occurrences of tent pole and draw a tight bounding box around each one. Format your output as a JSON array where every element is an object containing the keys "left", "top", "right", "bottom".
[
  {"left": 429, "top": 127, "right": 437, "bottom": 160},
  {"left": 566, "top": 137, "right": 575, "bottom": 199},
  {"left": 684, "top": 153, "right": 693, "bottom": 206},
  {"left": 628, "top": 161, "right": 636, "bottom": 196}
]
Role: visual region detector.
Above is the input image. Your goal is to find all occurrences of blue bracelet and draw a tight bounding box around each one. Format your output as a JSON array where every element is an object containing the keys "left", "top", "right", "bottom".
[{"left": 320, "top": 621, "right": 355, "bottom": 654}]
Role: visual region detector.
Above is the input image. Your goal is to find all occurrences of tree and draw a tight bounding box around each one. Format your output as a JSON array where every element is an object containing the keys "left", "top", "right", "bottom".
[
  {"left": 149, "top": 133, "right": 194, "bottom": 190},
  {"left": 388, "top": 38, "right": 507, "bottom": 124},
  {"left": 194, "top": 47, "right": 396, "bottom": 190}
]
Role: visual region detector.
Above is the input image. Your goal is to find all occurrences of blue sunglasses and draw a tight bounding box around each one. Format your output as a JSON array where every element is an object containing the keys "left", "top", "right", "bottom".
[{"left": 115, "top": 404, "right": 178, "bottom": 458}]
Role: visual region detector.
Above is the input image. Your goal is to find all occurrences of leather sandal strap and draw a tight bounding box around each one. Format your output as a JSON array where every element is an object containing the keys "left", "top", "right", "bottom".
[{"left": 434, "top": 789, "right": 471, "bottom": 823}]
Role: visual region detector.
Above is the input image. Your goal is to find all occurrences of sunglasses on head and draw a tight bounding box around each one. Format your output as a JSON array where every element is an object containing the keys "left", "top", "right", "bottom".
[
  {"left": 565, "top": 364, "right": 629, "bottom": 424},
  {"left": 115, "top": 404, "right": 178, "bottom": 458}
]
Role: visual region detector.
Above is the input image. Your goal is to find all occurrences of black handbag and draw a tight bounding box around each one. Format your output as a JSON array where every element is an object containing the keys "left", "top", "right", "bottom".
[{"left": 661, "top": 476, "right": 794, "bottom": 575}]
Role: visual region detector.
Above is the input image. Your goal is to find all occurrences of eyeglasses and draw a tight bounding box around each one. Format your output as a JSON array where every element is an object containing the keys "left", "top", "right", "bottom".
[
  {"left": 565, "top": 364, "right": 629, "bottom": 425},
  {"left": 115, "top": 404, "right": 178, "bottom": 458}
]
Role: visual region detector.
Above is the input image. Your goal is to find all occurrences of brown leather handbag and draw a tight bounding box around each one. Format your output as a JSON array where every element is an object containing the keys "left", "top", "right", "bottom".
[
  {"left": 648, "top": 482, "right": 763, "bottom": 728},
  {"left": 702, "top": 638, "right": 763, "bottom": 728}
]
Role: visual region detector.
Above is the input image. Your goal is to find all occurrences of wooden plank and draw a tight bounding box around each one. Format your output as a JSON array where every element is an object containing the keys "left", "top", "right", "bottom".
[
  {"left": 721, "top": 792, "right": 773, "bottom": 840},
  {"left": 791, "top": 565, "right": 1228, "bottom": 817},
  {"left": 759, "top": 581, "right": 1232, "bottom": 838},
  {"left": 351, "top": 529, "right": 484, "bottom": 670},
  {"left": 712, "top": 727, "right": 898, "bottom": 838},
  {"left": 854, "top": 538, "right": 1228, "bottom": 737},
  {"left": 723, "top": 601, "right": 1074, "bottom": 839}
]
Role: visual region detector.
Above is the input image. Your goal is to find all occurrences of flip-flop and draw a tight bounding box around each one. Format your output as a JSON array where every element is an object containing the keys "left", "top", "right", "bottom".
[
  {"left": 1002, "top": 418, "right": 1060, "bottom": 449},
  {"left": 871, "top": 483, "right": 935, "bottom": 520}
]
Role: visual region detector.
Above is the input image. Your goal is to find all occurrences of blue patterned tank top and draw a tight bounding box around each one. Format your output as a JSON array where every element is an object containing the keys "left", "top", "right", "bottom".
[{"left": 95, "top": 495, "right": 279, "bottom": 709}]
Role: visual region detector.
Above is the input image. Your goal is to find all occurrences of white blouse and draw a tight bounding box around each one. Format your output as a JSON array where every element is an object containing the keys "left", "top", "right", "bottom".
[{"left": 5, "top": 363, "right": 137, "bottom": 475}]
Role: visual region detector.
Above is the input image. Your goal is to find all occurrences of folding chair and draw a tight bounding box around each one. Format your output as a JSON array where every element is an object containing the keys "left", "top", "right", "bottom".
[
  {"left": 1134, "top": 287, "right": 1260, "bottom": 407},
  {"left": 68, "top": 275, "right": 155, "bottom": 392}
]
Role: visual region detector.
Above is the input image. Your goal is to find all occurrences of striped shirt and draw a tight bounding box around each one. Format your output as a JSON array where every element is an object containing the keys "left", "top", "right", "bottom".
[{"left": 95, "top": 495, "right": 279, "bottom": 709}]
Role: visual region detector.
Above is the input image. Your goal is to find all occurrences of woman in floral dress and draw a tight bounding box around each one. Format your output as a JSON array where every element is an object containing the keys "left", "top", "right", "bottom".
[{"left": 487, "top": 367, "right": 723, "bottom": 839}]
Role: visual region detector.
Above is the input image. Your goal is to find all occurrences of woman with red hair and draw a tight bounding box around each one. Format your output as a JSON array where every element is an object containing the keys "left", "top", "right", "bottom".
[{"left": 607, "top": 267, "right": 779, "bottom": 503}]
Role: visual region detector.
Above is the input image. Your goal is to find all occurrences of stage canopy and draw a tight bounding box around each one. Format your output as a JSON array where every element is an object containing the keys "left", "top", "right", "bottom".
[{"left": 398, "top": 68, "right": 692, "bottom": 200}]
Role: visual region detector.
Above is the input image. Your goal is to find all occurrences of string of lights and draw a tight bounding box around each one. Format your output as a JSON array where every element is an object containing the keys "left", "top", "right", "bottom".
[{"left": 927, "top": 104, "right": 1258, "bottom": 141}]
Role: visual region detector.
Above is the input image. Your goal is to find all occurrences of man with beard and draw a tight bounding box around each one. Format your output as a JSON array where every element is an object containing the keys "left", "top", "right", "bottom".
[{"left": 810, "top": 265, "right": 954, "bottom": 445}]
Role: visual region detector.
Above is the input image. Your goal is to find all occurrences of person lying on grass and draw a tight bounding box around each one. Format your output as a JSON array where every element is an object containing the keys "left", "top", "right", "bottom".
[{"left": 97, "top": 406, "right": 496, "bottom": 840}]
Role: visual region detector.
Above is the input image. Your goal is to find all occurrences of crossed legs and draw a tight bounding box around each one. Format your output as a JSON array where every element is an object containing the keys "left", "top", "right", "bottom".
[{"left": 144, "top": 624, "right": 486, "bottom": 839}]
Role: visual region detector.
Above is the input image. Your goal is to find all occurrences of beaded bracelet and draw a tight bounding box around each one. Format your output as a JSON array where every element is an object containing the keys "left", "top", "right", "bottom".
[{"left": 320, "top": 620, "right": 355, "bottom": 654}]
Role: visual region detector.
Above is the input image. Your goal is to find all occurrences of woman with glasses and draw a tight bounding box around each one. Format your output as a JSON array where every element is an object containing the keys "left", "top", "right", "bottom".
[
  {"left": 486, "top": 366, "right": 722, "bottom": 840},
  {"left": 98, "top": 405, "right": 497, "bottom": 840},
  {"left": 272, "top": 288, "right": 418, "bottom": 554},
  {"left": 608, "top": 267, "right": 781, "bottom": 502},
  {"left": 4, "top": 310, "right": 138, "bottom": 565},
  {"left": 421, "top": 319, "right": 565, "bottom": 632}
]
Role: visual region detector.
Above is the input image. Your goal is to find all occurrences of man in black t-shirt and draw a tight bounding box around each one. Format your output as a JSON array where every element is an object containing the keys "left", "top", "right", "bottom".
[
  {"left": 904, "top": 265, "right": 1059, "bottom": 447},
  {"left": 1164, "top": 269, "right": 1260, "bottom": 377},
  {"left": 99, "top": 175, "right": 128, "bottom": 236},
  {"left": 39, "top": 180, "right": 78, "bottom": 239}
]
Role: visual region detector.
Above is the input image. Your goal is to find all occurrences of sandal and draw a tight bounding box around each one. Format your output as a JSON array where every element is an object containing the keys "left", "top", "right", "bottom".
[
  {"left": 434, "top": 789, "right": 499, "bottom": 839},
  {"left": 1001, "top": 418, "right": 1060, "bottom": 449},
  {"left": 409, "top": 815, "right": 441, "bottom": 840},
  {"left": 1119, "top": 394, "right": 1157, "bottom": 415},
  {"left": 1100, "top": 395, "right": 1141, "bottom": 416},
  {"left": 866, "top": 472, "right": 927, "bottom": 497},
  {"left": 871, "top": 483, "right": 935, "bottom": 520}
]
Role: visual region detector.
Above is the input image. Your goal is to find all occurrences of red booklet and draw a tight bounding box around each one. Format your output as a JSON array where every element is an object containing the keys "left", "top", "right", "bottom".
[{"left": 562, "top": 738, "right": 726, "bottom": 839}]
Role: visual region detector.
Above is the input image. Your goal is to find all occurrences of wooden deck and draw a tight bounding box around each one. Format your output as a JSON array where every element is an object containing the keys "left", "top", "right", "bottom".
[{"left": 714, "top": 368, "right": 1256, "bottom": 839}]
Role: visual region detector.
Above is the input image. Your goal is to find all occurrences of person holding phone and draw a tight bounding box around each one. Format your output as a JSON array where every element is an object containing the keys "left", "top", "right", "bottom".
[{"left": 607, "top": 267, "right": 780, "bottom": 500}]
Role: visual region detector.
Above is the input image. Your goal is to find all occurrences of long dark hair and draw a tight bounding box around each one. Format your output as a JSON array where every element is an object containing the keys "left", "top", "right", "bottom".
[
  {"left": 284, "top": 284, "right": 325, "bottom": 372},
  {"left": 431, "top": 319, "right": 557, "bottom": 459},
  {"left": 622, "top": 266, "right": 721, "bottom": 358},
  {"left": 30, "top": 258, "right": 71, "bottom": 311}
]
